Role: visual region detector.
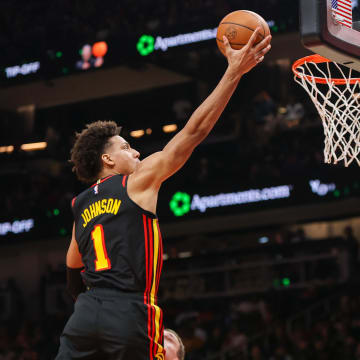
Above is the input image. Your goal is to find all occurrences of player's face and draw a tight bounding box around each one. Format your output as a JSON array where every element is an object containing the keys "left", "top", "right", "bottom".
[
  {"left": 106, "top": 135, "right": 140, "bottom": 174},
  {"left": 164, "top": 331, "right": 180, "bottom": 360}
]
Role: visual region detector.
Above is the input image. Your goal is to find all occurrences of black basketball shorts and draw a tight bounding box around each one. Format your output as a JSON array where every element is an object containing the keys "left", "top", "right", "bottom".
[{"left": 55, "top": 288, "right": 165, "bottom": 360}]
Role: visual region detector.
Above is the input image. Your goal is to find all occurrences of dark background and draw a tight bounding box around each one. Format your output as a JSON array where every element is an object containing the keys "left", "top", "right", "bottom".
[{"left": 1, "top": 1, "right": 360, "bottom": 359}]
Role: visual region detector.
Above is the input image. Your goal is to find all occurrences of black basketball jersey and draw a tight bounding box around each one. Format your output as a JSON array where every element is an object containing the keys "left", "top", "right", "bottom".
[{"left": 71, "top": 174, "right": 164, "bottom": 297}]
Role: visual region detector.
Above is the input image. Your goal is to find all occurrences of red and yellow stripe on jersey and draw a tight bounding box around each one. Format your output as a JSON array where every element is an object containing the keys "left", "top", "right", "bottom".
[{"left": 143, "top": 215, "right": 165, "bottom": 360}]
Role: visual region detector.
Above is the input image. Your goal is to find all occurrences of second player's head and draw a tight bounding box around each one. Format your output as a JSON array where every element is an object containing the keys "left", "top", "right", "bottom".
[
  {"left": 71, "top": 120, "right": 140, "bottom": 183},
  {"left": 164, "top": 329, "right": 185, "bottom": 360}
]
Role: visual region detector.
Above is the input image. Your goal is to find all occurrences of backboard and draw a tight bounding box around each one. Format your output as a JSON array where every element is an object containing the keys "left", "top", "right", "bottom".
[{"left": 300, "top": 0, "right": 360, "bottom": 71}]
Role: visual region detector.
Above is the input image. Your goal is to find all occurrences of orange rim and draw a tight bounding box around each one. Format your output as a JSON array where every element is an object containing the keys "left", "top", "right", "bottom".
[{"left": 292, "top": 54, "right": 360, "bottom": 85}]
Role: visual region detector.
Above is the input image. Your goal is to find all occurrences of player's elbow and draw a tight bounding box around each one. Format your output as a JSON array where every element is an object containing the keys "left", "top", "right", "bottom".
[{"left": 184, "top": 125, "right": 208, "bottom": 145}]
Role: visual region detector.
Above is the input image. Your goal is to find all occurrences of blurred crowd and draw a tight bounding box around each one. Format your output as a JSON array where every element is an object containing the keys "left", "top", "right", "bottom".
[
  {"left": 164, "top": 292, "right": 360, "bottom": 360},
  {"left": 0, "top": 173, "right": 74, "bottom": 220},
  {"left": 1, "top": 276, "right": 360, "bottom": 359},
  {"left": 3, "top": 296, "right": 360, "bottom": 360},
  {"left": 1, "top": 0, "right": 358, "bottom": 223},
  {"left": 0, "top": 228, "right": 358, "bottom": 359},
  {"left": 1, "top": 83, "right": 359, "bottom": 222},
  {"left": 0, "top": 0, "right": 298, "bottom": 67}
]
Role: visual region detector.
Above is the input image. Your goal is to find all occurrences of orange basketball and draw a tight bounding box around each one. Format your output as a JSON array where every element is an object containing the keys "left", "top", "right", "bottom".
[
  {"left": 92, "top": 41, "right": 108, "bottom": 58},
  {"left": 216, "top": 10, "right": 271, "bottom": 56}
]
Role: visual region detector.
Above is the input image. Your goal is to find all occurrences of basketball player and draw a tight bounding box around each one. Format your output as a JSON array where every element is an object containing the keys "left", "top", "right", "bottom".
[
  {"left": 164, "top": 329, "right": 185, "bottom": 360},
  {"left": 56, "top": 28, "right": 271, "bottom": 360}
]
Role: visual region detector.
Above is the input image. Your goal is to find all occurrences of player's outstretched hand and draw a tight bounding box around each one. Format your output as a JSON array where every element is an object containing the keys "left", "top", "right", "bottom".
[{"left": 223, "top": 28, "right": 271, "bottom": 76}]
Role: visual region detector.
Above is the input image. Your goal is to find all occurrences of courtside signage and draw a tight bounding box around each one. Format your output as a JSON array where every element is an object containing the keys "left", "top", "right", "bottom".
[
  {"left": 168, "top": 179, "right": 342, "bottom": 217},
  {"left": 169, "top": 185, "right": 292, "bottom": 216},
  {"left": 137, "top": 28, "right": 217, "bottom": 56},
  {"left": 309, "top": 179, "right": 336, "bottom": 196},
  {"left": 137, "top": 20, "right": 276, "bottom": 56},
  {"left": 0, "top": 219, "right": 34, "bottom": 236},
  {"left": 154, "top": 28, "right": 218, "bottom": 52},
  {"left": 5, "top": 61, "right": 40, "bottom": 79}
]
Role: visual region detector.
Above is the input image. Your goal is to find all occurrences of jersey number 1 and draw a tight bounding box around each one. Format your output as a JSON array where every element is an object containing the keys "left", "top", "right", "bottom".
[{"left": 91, "top": 224, "right": 111, "bottom": 271}]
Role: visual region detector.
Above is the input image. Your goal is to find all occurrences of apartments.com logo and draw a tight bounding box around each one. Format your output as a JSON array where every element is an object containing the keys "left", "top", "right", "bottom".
[
  {"left": 169, "top": 192, "right": 191, "bottom": 217},
  {"left": 169, "top": 185, "right": 292, "bottom": 217},
  {"left": 136, "top": 20, "right": 276, "bottom": 56},
  {"left": 136, "top": 28, "right": 217, "bottom": 56}
]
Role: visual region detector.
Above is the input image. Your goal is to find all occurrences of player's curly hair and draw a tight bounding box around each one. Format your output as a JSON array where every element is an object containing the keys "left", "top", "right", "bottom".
[{"left": 70, "top": 120, "right": 121, "bottom": 183}]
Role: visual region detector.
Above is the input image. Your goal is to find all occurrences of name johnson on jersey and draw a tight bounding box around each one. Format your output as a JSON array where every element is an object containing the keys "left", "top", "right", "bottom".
[{"left": 81, "top": 198, "right": 121, "bottom": 227}]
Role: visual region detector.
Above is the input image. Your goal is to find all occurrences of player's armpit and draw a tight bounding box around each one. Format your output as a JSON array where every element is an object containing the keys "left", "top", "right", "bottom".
[{"left": 130, "top": 128, "right": 202, "bottom": 190}]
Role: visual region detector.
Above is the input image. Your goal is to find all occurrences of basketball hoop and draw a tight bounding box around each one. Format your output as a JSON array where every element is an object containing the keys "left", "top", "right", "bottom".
[{"left": 292, "top": 54, "right": 360, "bottom": 167}]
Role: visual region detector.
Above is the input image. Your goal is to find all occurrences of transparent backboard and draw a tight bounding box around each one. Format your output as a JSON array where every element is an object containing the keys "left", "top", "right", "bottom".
[
  {"left": 300, "top": 0, "right": 360, "bottom": 71},
  {"left": 296, "top": 0, "right": 360, "bottom": 168},
  {"left": 331, "top": 0, "right": 359, "bottom": 29},
  {"left": 352, "top": 0, "right": 359, "bottom": 29},
  {"left": 353, "top": 0, "right": 360, "bottom": 28}
]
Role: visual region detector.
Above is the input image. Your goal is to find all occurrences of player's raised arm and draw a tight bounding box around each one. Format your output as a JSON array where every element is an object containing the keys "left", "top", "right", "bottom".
[{"left": 130, "top": 29, "right": 271, "bottom": 190}]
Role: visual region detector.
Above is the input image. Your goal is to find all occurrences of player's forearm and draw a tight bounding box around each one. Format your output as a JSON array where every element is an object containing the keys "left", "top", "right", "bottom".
[
  {"left": 185, "top": 66, "right": 242, "bottom": 140},
  {"left": 67, "top": 266, "right": 86, "bottom": 300}
]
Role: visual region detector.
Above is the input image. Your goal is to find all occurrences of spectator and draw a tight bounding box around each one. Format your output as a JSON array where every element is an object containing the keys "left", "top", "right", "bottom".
[
  {"left": 343, "top": 225, "right": 359, "bottom": 277},
  {"left": 249, "top": 344, "right": 265, "bottom": 360},
  {"left": 222, "top": 325, "right": 248, "bottom": 355},
  {"left": 283, "top": 96, "right": 305, "bottom": 128},
  {"left": 253, "top": 90, "right": 277, "bottom": 140},
  {"left": 206, "top": 326, "right": 225, "bottom": 356},
  {"left": 172, "top": 98, "right": 192, "bottom": 122},
  {"left": 270, "top": 346, "right": 293, "bottom": 360},
  {"left": 75, "top": 44, "right": 95, "bottom": 70}
]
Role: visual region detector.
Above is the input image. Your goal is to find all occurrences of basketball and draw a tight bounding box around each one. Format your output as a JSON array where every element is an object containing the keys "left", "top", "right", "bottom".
[{"left": 216, "top": 10, "right": 271, "bottom": 56}]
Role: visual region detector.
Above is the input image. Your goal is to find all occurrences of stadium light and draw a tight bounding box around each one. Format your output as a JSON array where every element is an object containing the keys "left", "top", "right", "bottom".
[
  {"left": 130, "top": 130, "right": 145, "bottom": 138},
  {"left": 20, "top": 142, "right": 47, "bottom": 151},
  {"left": 282, "top": 278, "right": 291, "bottom": 287},
  {"left": 163, "top": 124, "right": 178, "bottom": 133},
  {"left": 0, "top": 145, "right": 14, "bottom": 153}
]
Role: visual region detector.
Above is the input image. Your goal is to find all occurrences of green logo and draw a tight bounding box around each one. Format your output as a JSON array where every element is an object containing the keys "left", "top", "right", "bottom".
[
  {"left": 169, "top": 192, "right": 191, "bottom": 217},
  {"left": 137, "top": 35, "right": 155, "bottom": 56}
]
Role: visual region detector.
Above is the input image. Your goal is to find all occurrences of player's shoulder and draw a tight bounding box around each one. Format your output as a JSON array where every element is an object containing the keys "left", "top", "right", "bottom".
[{"left": 72, "top": 174, "right": 125, "bottom": 207}]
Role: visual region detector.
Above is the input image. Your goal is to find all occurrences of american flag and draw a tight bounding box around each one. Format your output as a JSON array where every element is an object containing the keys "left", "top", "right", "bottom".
[{"left": 332, "top": 0, "right": 353, "bottom": 28}]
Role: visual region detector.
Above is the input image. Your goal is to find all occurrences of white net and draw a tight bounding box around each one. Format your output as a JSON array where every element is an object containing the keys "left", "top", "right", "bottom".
[{"left": 293, "top": 57, "right": 360, "bottom": 167}]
